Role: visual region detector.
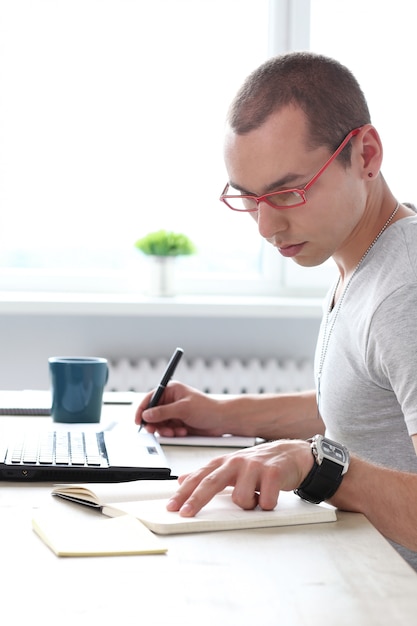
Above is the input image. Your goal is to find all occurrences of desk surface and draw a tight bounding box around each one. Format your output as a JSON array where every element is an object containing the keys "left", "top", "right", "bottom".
[{"left": 1, "top": 403, "right": 417, "bottom": 626}]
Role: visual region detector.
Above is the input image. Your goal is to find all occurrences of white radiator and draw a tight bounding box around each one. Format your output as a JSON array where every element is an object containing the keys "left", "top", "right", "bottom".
[{"left": 107, "top": 356, "right": 314, "bottom": 394}]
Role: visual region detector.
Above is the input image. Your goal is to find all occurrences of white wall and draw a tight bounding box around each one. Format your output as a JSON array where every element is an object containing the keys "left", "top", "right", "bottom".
[{"left": 0, "top": 312, "right": 320, "bottom": 390}]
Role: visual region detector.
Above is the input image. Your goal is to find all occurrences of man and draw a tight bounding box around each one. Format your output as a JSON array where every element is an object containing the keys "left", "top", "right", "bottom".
[{"left": 135, "top": 52, "right": 417, "bottom": 568}]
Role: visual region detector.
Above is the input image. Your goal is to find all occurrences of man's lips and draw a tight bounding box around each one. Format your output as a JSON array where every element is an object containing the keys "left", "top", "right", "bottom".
[{"left": 277, "top": 242, "right": 306, "bottom": 258}]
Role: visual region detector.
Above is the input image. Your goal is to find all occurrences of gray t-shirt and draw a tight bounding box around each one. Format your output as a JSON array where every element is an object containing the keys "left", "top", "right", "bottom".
[{"left": 315, "top": 215, "right": 417, "bottom": 568}]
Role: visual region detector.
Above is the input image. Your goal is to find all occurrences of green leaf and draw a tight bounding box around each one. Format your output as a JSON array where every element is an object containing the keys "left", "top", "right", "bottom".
[{"left": 134, "top": 230, "right": 196, "bottom": 257}]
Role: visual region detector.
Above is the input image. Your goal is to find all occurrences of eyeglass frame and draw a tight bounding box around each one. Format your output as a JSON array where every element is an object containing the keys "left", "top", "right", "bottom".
[{"left": 219, "top": 127, "right": 363, "bottom": 212}]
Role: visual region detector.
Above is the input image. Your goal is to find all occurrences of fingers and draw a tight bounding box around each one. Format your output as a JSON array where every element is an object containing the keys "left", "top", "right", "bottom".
[
  {"left": 134, "top": 390, "right": 156, "bottom": 426},
  {"left": 147, "top": 420, "right": 189, "bottom": 437},
  {"left": 231, "top": 460, "right": 279, "bottom": 511},
  {"left": 134, "top": 395, "right": 188, "bottom": 435},
  {"left": 165, "top": 440, "right": 312, "bottom": 518},
  {"left": 134, "top": 383, "right": 222, "bottom": 437},
  {"left": 166, "top": 453, "right": 280, "bottom": 517},
  {"left": 167, "top": 458, "right": 232, "bottom": 516},
  {"left": 135, "top": 414, "right": 190, "bottom": 437},
  {"left": 134, "top": 382, "right": 191, "bottom": 428}
]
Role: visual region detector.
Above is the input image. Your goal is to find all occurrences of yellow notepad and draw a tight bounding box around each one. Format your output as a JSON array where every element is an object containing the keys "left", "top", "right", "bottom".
[{"left": 32, "top": 507, "right": 168, "bottom": 557}]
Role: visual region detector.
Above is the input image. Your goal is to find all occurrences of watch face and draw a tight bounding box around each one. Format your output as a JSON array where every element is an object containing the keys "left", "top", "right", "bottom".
[{"left": 321, "top": 439, "right": 348, "bottom": 463}]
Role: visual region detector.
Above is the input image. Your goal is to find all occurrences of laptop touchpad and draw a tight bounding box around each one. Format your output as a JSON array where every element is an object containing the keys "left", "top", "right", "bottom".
[{"left": 104, "top": 430, "right": 169, "bottom": 468}]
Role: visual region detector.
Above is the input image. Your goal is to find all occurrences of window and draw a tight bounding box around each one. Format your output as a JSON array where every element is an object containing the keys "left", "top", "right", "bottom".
[
  {"left": 5, "top": 1, "right": 410, "bottom": 299},
  {"left": 1, "top": 0, "right": 279, "bottom": 296}
]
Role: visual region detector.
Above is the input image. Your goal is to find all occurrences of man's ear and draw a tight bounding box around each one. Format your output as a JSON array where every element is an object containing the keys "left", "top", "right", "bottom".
[{"left": 356, "top": 125, "right": 383, "bottom": 179}]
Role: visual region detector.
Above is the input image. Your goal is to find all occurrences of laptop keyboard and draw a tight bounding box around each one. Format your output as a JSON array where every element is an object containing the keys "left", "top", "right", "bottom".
[{"left": 8, "top": 431, "right": 107, "bottom": 467}]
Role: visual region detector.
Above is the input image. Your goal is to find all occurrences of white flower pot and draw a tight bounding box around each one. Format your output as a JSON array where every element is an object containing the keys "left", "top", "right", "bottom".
[{"left": 147, "top": 256, "right": 176, "bottom": 297}]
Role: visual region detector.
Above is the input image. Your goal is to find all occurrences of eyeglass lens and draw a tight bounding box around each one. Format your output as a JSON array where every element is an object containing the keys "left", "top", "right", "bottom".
[{"left": 226, "top": 188, "right": 304, "bottom": 211}]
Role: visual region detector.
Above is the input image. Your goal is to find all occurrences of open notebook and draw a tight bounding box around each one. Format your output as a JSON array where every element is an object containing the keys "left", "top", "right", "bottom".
[{"left": 0, "top": 427, "right": 172, "bottom": 482}]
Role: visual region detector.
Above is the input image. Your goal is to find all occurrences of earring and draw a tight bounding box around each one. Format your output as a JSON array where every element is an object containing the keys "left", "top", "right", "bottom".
[{"left": 368, "top": 172, "right": 373, "bottom": 178}]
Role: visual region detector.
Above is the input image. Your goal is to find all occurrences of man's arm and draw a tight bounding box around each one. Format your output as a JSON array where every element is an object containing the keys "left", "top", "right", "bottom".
[
  {"left": 215, "top": 389, "right": 324, "bottom": 441},
  {"left": 330, "top": 433, "right": 417, "bottom": 551},
  {"left": 135, "top": 382, "right": 324, "bottom": 441},
  {"left": 167, "top": 433, "right": 417, "bottom": 553}
]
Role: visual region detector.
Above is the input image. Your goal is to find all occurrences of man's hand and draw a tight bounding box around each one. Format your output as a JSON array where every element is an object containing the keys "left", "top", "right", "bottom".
[
  {"left": 166, "top": 439, "right": 314, "bottom": 517},
  {"left": 135, "top": 382, "right": 226, "bottom": 437}
]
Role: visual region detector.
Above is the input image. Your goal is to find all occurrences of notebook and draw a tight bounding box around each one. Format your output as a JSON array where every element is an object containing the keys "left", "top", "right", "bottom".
[
  {"left": 0, "top": 427, "right": 172, "bottom": 482},
  {"left": 101, "top": 490, "right": 337, "bottom": 534},
  {"left": 32, "top": 507, "right": 168, "bottom": 557},
  {"left": 156, "top": 434, "right": 265, "bottom": 448},
  {"left": 51, "top": 481, "right": 337, "bottom": 535}
]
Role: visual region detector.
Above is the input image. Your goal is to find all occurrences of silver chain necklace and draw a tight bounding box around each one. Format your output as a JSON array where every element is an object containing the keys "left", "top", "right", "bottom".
[{"left": 317, "top": 201, "right": 400, "bottom": 412}]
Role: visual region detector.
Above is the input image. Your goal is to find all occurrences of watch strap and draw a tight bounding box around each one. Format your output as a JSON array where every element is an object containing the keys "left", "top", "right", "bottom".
[{"left": 294, "top": 456, "right": 344, "bottom": 504}]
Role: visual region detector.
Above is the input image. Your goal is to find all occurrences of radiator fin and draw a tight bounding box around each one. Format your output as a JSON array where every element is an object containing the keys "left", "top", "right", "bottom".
[{"left": 107, "top": 357, "right": 314, "bottom": 395}]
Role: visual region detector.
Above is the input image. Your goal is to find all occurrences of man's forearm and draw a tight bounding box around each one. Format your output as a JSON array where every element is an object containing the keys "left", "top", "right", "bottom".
[
  {"left": 330, "top": 456, "right": 417, "bottom": 551},
  {"left": 217, "top": 390, "right": 324, "bottom": 441}
]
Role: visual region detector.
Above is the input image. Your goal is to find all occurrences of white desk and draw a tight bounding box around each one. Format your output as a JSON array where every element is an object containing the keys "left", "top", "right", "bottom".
[{"left": 1, "top": 404, "right": 417, "bottom": 626}]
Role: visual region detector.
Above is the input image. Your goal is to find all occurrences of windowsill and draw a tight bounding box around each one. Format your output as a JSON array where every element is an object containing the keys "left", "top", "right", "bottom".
[{"left": 0, "top": 292, "right": 324, "bottom": 318}]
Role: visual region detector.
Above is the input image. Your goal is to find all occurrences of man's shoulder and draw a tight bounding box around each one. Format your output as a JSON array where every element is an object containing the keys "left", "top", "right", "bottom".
[{"left": 376, "top": 215, "right": 417, "bottom": 273}]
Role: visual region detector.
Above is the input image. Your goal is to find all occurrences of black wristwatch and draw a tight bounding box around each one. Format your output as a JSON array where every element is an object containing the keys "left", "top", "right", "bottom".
[{"left": 294, "top": 434, "right": 350, "bottom": 504}]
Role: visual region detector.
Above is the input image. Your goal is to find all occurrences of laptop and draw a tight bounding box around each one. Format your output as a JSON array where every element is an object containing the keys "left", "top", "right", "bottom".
[{"left": 0, "top": 427, "right": 173, "bottom": 482}]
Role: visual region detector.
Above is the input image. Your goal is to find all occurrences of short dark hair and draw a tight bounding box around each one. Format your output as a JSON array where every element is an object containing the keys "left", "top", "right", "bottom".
[{"left": 227, "top": 52, "right": 371, "bottom": 165}]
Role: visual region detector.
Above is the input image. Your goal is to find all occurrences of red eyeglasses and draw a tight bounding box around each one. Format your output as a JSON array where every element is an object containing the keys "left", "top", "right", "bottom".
[{"left": 220, "top": 127, "right": 363, "bottom": 212}]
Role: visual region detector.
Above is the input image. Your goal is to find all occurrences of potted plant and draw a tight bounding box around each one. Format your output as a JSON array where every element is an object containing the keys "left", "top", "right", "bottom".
[
  {"left": 134, "top": 229, "right": 196, "bottom": 257},
  {"left": 134, "top": 230, "right": 196, "bottom": 296}
]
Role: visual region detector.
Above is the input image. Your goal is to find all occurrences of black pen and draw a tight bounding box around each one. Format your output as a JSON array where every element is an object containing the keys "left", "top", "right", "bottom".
[{"left": 138, "top": 347, "right": 184, "bottom": 432}]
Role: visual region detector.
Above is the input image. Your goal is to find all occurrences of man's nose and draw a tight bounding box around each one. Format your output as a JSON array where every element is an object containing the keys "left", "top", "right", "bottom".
[{"left": 255, "top": 200, "right": 289, "bottom": 240}]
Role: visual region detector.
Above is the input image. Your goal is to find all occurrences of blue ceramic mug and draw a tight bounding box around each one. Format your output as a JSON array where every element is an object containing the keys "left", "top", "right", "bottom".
[{"left": 48, "top": 357, "right": 109, "bottom": 423}]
